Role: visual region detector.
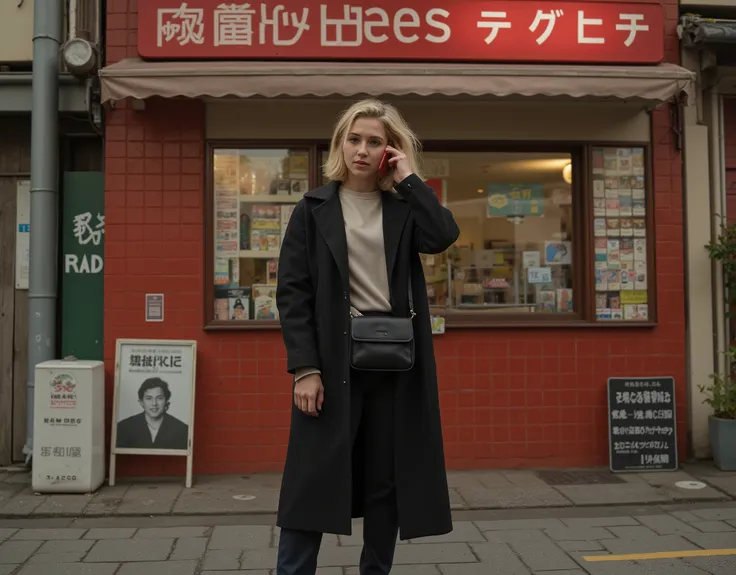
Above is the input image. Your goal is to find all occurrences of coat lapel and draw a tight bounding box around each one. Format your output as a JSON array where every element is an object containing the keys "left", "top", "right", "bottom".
[
  {"left": 308, "top": 182, "right": 411, "bottom": 300},
  {"left": 382, "top": 192, "right": 411, "bottom": 291},
  {"left": 311, "top": 182, "right": 350, "bottom": 291}
]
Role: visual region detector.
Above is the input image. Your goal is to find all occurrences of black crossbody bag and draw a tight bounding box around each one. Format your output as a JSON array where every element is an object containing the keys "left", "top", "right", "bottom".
[{"left": 349, "top": 277, "right": 415, "bottom": 372}]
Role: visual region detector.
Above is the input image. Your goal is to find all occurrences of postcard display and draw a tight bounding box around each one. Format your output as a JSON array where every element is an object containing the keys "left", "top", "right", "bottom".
[
  {"left": 592, "top": 147, "right": 649, "bottom": 321},
  {"left": 213, "top": 149, "right": 306, "bottom": 321}
]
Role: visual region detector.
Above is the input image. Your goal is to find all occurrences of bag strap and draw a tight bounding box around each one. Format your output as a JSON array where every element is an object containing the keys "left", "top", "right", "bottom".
[{"left": 408, "top": 274, "right": 415, "bottom": 318}]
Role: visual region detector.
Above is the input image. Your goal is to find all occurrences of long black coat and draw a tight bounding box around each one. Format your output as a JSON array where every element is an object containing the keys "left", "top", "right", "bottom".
[{"left": 275, "top": 174, "right": 460, "bottom": 540}]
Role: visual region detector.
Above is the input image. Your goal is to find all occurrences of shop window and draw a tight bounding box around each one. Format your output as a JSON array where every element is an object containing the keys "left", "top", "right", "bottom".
[
  {"left": 205, "top": 142, "right": 654, "bottom": 328},
  {"left": 591, "top": 146, "right": 651, "bottom": 322},
  {"left": 420, "top": 151, "right": 577, "bottom": 318},
  {"left": 209, "top": 146, "right": 310, "bottom": 324}
]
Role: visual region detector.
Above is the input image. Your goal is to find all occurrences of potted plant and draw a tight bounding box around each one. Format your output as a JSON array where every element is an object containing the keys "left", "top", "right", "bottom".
[
  {"left": 698, "top": 346, "right": 736, "bottom": 470},
  {"left": 703, "top": 218, "right": 736, "bottom": 470}
]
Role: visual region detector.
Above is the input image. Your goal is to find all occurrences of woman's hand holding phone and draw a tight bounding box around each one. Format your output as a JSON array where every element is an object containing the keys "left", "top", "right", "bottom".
[{"left": 382, "top": 145, "right": 411, "bottom": 184}]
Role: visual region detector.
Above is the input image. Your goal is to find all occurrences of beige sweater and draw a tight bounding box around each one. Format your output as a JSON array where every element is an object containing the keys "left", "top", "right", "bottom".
[{"left": 295, "top": 186, "right": 391, "bottom": 381}]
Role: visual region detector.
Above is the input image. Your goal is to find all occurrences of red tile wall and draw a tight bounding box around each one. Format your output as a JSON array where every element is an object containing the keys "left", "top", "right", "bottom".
[
  {"left": 724, "top": 99, "right": 736, "bottom": 222},
  {"left": 105, "top": 0, "right": 687, "bottom": 477}
]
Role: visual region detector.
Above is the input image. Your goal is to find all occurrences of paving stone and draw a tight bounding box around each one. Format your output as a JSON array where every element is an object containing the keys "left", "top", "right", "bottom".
[
  {"left": 682, "top": 531, "right": 736, "bottom": 548},
  {"left": 670, "top": 511, "right": 702, "bottom": 523},
  {"left": 634, "top": 514, "right": 700, "bottom": 534},
  {"left": 202, "top": 572, "right": 269, "bottom": 575},
  {"left": 407, "top": 522, "right": 485, "bottom": 543},
  {"left": 560, "top": 516, "right": 640, "bottom": 528},
  {"left": 457, "top": 487, "right": 570, "bottom": 509},
  {"left": 82, "top": 485, "right": 129, "bottom": 516},
  {"left": 134, "top": 526, "right": 209, "bottom": 539},
  {"left": 11, "top": 528, "right": 86, "bottom": 540},
  {"left": 84, "top": 538, "right": 174, "bottom": 562},
  {"left": 312, "top": 569, "right": 342, "bottom": 575},
  {"left": 117, "top": 560, "right": 198, "bottom": 575},
  {"left": 83, "top": 528, "right": 137, "bottom": 539},
  {"left": 0, "top": 488, "right": 46, "bottom": 516},
  {"left": 16, "top": 565, "right": 119, "bottom": 575},
  {"left": 481, "top": 530, "right": 578, "bottom": 571},
  {"left": 37, "top": 540, "right": 94, "bottom": 554},
  {"left": 240, "top": 547, "right": 279, "bottom": 569},
  {"left": 393, "top": 543, "right": 476, "bottom": 565},
  {"left": 171, "top": 537, "right": 207, "bottom": 560},
  {"left": 475, "top": 519, "right": 566, "bottom": 532},
  {"left": 0, "top": 566, "right": 17, "bottom": 575},
  {"left": 0, "top": 531, "right": 16, "bottom": 543},
  {"left": 350, "top": 567, "right": 440, "bottom": 575},
  {"left": 554, "top": 484, "right": 669, "bottom": 506},
  {"left": 691, "top": 508, "right": 736, "bottom": 521},
  {"left": 0, "top": 540, "right": 42, "bottom": 563},
  {"left": 531, "top": 572, "right": 586, "bottom": 575},
  {"left": 441, "top": 563, "right": 530, "bottom": 575},
  {"left": 210, "top": 525, "right": 272, "bottom": 549},
  {"left": 601, "top": 534, "right": 700, "bottom": 554},
  {"left": 691, "top": 521, "right": 735, "bottom": 533},
  {"left": 28, "top": 552, "right": 87, "bottom": 563},
  {"left": 115, "top": 484, "right": 181, "bottom": 516},
  {"left": 558, "top": 540, "right": 605, "bottom": 552},
  {"left": 684, "top": 556, "right": 736, "bottom": 575},
  {"left": 33, "top": 495, "right": 92, "bottom": 516},
  {"left": 542, "top": 526, "right": 615, "bottom": 541},
  {"left": 607, "top": 526, "right": 660, "bottom": 539},
  {"left": 202, "top": 549, "right": 241, "bottom": 570},
  {"left": 466, "top": 542, "right": 531, "bottom": 574}
]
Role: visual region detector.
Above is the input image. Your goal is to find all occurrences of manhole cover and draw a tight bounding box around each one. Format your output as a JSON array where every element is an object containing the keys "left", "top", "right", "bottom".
[
  {"left": 233, "top": 494, "right": 256, "bottom": 501},
  {"left": 536, "top": 470, "right": 626, "bottom": 486},
  {"left": 675, "top": 480, "right": 707, "bottom": 490}
]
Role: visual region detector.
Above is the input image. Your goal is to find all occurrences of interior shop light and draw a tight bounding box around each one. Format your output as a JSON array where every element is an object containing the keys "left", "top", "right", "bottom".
[{"left": 562, "top": 162, "right": 573, "bottom": 184}]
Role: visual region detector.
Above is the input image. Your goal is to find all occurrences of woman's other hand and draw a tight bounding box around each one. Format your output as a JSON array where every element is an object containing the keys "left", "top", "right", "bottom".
[{"left": 294, "top": 373, "right": 324, "bottom": 417}]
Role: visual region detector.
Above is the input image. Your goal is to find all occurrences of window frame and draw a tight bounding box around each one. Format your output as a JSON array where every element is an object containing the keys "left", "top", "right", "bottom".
[{"left": 203, "top": 139, "right": 657, "bottom": 330}]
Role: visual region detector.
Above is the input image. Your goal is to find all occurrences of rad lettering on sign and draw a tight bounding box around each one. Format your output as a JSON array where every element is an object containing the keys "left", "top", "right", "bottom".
[{"left": 155, "top": 3, "right": 652, "bottom": 49}]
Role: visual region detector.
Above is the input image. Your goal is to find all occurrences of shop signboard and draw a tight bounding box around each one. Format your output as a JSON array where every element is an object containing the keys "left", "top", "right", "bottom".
[
  {"left": 109, "top": 339, "right": 198, "bottom": 487},
  {"left": 607, "top": 376, "right": 678, "bottom": 473},
  {"left": 61, "top": 172, "right": 105, "bottom": 361},
  {"left": 139, "top": 1, "right": 664, "bottom": 64}
]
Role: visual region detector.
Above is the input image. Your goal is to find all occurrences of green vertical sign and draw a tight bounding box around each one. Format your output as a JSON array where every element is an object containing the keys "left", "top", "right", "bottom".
[{"left": 61, "top": 171, "right": 104, "bottom": 360}]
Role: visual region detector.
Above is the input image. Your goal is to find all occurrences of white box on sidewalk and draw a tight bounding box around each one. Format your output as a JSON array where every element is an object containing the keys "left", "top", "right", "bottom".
[{"left": 32, "top": 359, "right": 106, "bottom": 493}]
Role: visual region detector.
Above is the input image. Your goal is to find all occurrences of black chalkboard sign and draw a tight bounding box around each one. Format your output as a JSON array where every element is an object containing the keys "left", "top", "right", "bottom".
[{"left": 607, "top": 377, "right": 677, "bottom": 472}]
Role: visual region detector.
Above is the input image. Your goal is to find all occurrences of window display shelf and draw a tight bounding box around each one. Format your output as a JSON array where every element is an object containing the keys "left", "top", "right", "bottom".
[
  {"left": 238, "top": 250, "right": 281, "bottom": 259},
  {"left": 238, "top": 194, "right": 301, "bottom": 204}
]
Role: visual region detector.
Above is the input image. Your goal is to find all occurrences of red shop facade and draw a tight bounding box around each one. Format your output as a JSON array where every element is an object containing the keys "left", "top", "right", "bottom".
[{"left": 101, "top": 0, "right": 692, "bottom": 477}]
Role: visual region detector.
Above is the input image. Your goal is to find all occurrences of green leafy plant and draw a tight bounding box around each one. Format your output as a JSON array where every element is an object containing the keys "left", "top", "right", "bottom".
[
  {"left": 698, "top": 347, "right": 736, "bottom": 420},
  {"left": 703, "top": 216, "right": 736, "bottom": 419}
]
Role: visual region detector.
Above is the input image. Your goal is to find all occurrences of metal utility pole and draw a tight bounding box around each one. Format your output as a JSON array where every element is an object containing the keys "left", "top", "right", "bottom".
[{"left": 24, "top": 0, "right": 62, "bottom": 464}]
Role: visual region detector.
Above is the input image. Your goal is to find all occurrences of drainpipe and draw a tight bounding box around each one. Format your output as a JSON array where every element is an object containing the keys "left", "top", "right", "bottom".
[{"left": 23, "top": 0, "right": 62, "bottom": 464}]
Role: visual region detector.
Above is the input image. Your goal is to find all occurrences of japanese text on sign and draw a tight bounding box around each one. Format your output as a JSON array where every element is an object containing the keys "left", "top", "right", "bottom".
[
  {"left": 128, "top": 348, "right": 184, "bottom": 373},
  {"left": 607, "top": 377, "right": 677, "bottom": 472},
  {"left": 139, "top": 1, "right": 664, "bottom": 63}
]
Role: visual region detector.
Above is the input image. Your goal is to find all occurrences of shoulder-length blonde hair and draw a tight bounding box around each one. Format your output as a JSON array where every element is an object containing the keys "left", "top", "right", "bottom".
[{"left": 323, "top": 99, "right": 423, "bottom": 191}]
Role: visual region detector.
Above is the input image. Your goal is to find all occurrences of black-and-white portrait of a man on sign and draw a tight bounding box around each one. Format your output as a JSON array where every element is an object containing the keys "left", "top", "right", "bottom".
[{"left": 114, "top": 342, "right": 195, "bottom": 452}]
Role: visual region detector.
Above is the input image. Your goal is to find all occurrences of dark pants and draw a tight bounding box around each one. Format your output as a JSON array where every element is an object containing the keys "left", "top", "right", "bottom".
[{"left": 276, "top": 370, "right": 399, "bottom": 575}]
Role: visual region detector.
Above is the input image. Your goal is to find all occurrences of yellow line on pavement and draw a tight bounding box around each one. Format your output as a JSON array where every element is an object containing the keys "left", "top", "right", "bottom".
[{"left": 584, "top": 548, "right": 736, "bottom": 562}]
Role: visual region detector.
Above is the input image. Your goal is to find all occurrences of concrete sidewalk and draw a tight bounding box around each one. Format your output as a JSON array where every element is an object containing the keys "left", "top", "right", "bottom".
[
  {"left": 1, "top": 463, "right": 735, "bottom": 519},
  {"left": 3, "top": 503, "right": 736, "bottom": 574}
]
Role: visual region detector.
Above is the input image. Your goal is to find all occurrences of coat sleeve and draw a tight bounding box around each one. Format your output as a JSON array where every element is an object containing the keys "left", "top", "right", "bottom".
[
  {"left": 276, "top": 201, "right": 321, "bottom": 374},
  {"left": 394, "top": 174, "right": 460, "bottom": 254}
]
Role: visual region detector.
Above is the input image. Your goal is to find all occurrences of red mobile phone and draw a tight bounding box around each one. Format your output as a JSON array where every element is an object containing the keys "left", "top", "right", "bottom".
[{"left": 378, "top": 145, "right": 392, "bottom": 178}]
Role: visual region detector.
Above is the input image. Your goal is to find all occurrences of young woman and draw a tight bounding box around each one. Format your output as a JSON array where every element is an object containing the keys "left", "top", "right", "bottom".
[{"left": 275, "top": 99, "right": 460, "bottom": 575}]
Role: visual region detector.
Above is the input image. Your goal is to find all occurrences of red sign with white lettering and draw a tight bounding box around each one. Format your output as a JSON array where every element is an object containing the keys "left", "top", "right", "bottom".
[{"left": 138, "top": 1, "right": 664, "bottom": 64}]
